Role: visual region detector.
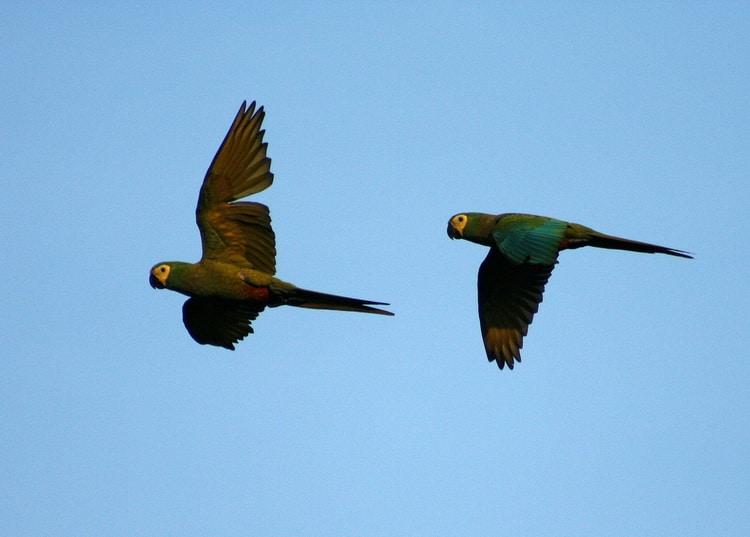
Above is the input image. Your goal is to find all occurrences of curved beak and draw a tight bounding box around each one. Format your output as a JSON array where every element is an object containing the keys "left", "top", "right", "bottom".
[
  {"left": 149, "top": 272, "right": 165, "bottom": 289},
  {"left": 447, "top": 222, "right": 462, "bottom": 240}
]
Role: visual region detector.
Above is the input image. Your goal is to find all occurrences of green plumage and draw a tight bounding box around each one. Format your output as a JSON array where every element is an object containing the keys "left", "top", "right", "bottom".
[
  {"left": 447, "top": 212, "right": 692, "bottom": 370},
  {"left": 150, "top": 101, "right": 393, "bottom": 350}
]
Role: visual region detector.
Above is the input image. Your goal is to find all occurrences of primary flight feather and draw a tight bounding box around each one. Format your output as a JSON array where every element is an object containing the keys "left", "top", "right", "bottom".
[
  {"left": 447, "top": 212, "right": 691, "bottom": 370},
  {"left": 150, "top": 101, "right": 393, "bottom": 349}
]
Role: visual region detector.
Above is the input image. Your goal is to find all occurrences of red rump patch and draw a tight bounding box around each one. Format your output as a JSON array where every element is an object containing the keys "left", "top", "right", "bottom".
[{"left": 245, "top": 285, "right": 271, "bottom": 303}]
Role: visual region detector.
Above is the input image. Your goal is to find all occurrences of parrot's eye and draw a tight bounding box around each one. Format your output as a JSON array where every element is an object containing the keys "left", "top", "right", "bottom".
[
  {"left": 452, "top": 214, "right": 468, "bottom": 227},
  {"left": 150, "top": 264, "right": 171, "bottom": 289},
  {"left": 153, "top": 264, "right": 171, "bottom": 280}
]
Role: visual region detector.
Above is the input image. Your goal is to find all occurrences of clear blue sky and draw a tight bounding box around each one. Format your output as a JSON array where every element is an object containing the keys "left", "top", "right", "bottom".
[{"left": 2, "top": 3, "right": 748, "bottom": 536}]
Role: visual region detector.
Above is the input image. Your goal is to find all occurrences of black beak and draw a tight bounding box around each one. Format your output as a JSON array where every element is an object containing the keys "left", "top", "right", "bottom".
[
  {"left": 447, "top": 223, "right": 461, "bottom": 240},
  {"left": 149, "top": 272, "right": 165, "bottom": 289}
]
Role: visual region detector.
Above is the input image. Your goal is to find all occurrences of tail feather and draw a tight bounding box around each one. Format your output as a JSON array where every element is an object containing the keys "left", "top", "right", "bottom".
[
  {"left": 276, "top": 287, "right": 394, "bottom": 316},
  {"left": 583, "top": 232, "right": 693, "bottom": 259}
]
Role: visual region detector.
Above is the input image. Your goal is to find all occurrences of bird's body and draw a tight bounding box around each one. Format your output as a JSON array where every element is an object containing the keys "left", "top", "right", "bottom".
[
  {"left": 150, "top": 101, "right": 392, "bottom": 350},
  {"left": 151, "top": 260, "right": 275, "bottom": 300},
  {"left": 447, "top": 212, "right": 691, "bottom": 370}
]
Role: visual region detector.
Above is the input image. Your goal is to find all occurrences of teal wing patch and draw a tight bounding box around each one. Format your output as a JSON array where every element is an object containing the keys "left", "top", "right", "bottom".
[{"left": 492, "top": 218, "right": 567, "bottom": 265}]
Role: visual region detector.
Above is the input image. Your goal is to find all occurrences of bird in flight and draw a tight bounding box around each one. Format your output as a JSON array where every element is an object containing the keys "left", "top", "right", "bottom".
[
  {"left": 150, "top": 101, "right": 393, "bottom": 349},
  {"left": 447, "top": 212, "right": 691, "bottom": 370}
]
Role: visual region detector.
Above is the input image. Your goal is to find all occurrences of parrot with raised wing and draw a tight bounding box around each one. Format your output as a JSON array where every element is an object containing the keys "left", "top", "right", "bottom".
[
  {"left": 150, "top": 101, "right": 392, "bottom": 349},
  {"left": 447, "top": 212, "right": 691, "bottom": 370}
]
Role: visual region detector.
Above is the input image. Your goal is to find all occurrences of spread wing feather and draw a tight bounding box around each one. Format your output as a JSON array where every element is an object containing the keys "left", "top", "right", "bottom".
[
  {"left": 477, "top": 247, "right": 556, "bottom": 370},
  {"left": 196, "top": 101, "right": 276, "bottom": 274},
  {"left": 182, "top": 297, "right": 265, "bottom": 350}
]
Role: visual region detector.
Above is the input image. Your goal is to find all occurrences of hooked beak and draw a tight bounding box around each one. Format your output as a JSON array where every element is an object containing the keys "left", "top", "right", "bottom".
[
  {"left": 149, "top": 272, "right": 165, "bottom": 289},
  {"left": 447, "top": 223, "right": 462, "bottom": 240}
]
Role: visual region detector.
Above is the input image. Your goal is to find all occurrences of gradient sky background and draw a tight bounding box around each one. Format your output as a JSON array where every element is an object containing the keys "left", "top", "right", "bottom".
[{"left": 2, "top": 3, "right": 748, "bottom": 536}]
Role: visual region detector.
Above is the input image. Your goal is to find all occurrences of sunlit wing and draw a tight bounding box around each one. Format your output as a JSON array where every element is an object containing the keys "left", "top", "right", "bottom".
[{"left": 196, "top": 101, "right": 276, "bottom": 274}]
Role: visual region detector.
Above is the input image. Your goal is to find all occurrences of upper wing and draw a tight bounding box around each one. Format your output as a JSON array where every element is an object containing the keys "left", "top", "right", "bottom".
[
  {"left": 182, "top": 297, "right": 265, "bottom": 350},
  {"left": 492, "top": 215, "right": 568, "bottom": 265},
  {"left": 477, "top": 247, "right": 556, "bottom": 370},
  {"left": 196, "top": 101, "right": 276, "bottom": 274}
]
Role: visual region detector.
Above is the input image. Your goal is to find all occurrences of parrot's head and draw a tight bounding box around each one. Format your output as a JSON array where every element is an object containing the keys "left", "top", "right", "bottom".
[
  {"left": 149, "top": 263, "right": 171, "bottom": 289},
  {"left": 447, "top": 213, "right": 469, "bottom": 240},
  {"left": 447, "top": 212, "right": 497, "bottom": 246},
  {"left": 149, "top": 262, "right": 197, "bottom": 296}
]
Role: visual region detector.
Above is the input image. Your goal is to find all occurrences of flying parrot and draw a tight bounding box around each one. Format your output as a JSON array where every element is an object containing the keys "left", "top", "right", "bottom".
[
  {"left": 447, "top": 212, "right": 692, "bottom": 370},
  {"left": 150, "top": 101, "right": 393, "bottom": 349}
]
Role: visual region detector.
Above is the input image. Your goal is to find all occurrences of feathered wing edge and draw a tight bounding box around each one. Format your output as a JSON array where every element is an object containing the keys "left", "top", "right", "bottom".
[
  {"left": 478, "top": 247, "right": 556, "bottom": 370},
  {"left": 182, "top": 297, "right": 265, "bottom": 350},
  {"left": 196, "top": 101, "right": 277, "bottom": 273},
  {"left": 200, "top": 101, "right": 274, "bottom": 204}
]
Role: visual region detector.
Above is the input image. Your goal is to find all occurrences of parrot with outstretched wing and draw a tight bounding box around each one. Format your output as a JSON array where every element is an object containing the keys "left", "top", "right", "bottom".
[
  {"left": 150, "top": 101, "right": 392, "bottom": 349},
  {"left": 447, "top": 212, "right": 691, "bottom": 370}
]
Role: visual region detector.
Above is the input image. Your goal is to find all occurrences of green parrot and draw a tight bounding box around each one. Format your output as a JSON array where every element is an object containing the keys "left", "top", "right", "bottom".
[
  {"left": 150, "top": 101, "right": 393, "bottom": 349},
  {"left": 447, "top": 212, "right": 692, "bottom": 370}
]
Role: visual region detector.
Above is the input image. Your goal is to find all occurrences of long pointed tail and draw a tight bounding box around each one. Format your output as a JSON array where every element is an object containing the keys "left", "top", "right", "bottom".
[
  {"left": 579, "top": 231, "right": 693, "bottom": 259},
  {"left": 275, "top": 287, "right": 394, "bottom": 316}
]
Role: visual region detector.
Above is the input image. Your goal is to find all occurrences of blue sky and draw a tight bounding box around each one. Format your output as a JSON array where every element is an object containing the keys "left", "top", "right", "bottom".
[{"left": 2, "top": 2, "right": 748, "bottom": 536}]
